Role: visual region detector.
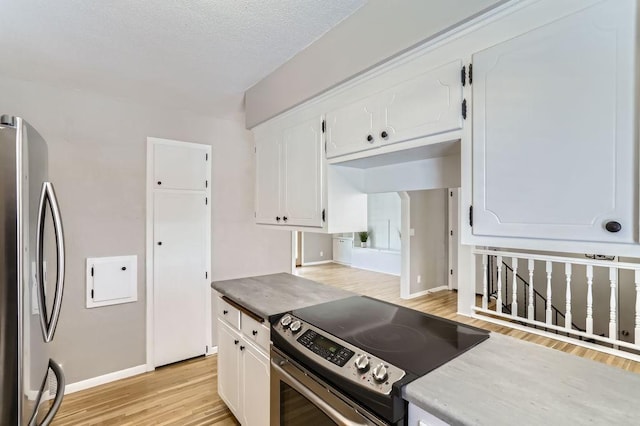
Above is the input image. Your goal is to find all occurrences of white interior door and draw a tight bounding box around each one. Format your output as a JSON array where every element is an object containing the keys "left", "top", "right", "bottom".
[
  {"left": 153, "top": 190, "right": 207, "bottom": 366},
  {"left": 153, "top": 143, "right": 208, "bottom": 190},
  {"left": 448, "top": 189, "right": 459, "bottom": 290}
]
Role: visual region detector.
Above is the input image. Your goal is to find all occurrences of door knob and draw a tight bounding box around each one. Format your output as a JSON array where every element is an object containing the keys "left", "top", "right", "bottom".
[
  {"left": 605, "top": 221, "right": 622, "bottom": 233},
  {"left": 157, "top": 242, "right": 162, "bottom": 246}
]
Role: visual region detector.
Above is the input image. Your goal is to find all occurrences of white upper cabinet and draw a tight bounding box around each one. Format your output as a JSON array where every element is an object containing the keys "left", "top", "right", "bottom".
[
  {"left": 326, "top": 60, "right": 463, "bottom": 159},
  {"left": 255, "top": 126, "right": 282, "bottom": 225},
  {"left": 472, "top": 0, "right": 636, "bottom": 243},
  {"left": 254, "top": 116, "right": 324, "bottom": 228},
  {"left": 326, "top": 96, "right": 379, "bottom": 158},
  {"left": 282, "top": 117, "right": 323, "bottom": 227},
  {"left": 153, "top": 142, "right": 208, "bottom": 190},
  {"left": 379, "top": 60, "right": 463, "bottom": 146}
]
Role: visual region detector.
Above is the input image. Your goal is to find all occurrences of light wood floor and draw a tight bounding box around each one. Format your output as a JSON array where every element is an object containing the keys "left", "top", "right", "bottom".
[{"left": 53, "top": 263, "right": 640, "bottom": 425}]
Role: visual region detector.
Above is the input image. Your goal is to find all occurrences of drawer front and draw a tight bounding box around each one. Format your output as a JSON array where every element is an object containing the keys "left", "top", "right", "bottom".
[
  {"left": 241, "top": 313, "right": 270, "bottom": 351},
  {"left": 218, "top": 297, "right": 241, "bottom": 329}
]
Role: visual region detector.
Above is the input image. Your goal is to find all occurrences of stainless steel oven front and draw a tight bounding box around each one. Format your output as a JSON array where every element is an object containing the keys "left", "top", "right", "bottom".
[{"left": 270, "top": 347, "right": 388, "bottom": 426}]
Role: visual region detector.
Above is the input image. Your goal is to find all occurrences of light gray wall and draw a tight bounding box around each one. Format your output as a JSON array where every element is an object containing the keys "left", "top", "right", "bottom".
[
  {"left": 0, "top": 75, "right": 291, "bottom": 384},
  {"left": 245, "top": 0, "right": 505, "bottom": 128},
  {"left": 409, "top": 189, "right": 448, "bottom": 294},
  {"left": 302, "top": 233, "right": 333, "bottom": 264}
]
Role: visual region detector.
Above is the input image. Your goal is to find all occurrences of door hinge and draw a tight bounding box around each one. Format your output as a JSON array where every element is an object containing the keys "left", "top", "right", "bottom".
[
  {"left": 205, "top": 180, "right": 208, "bottom": 188},
  {"left": 322, "top": 209, "right": 326, "bottom": 222},
  {"left": 254, "top": 146, "right": 256, "bottom": 153},
  {"left": 461, "top": 65, "right": 466, "bottom": 87},
  {"left": 321, "top": 119, "right": 326, "bottom": 133},
  {"left": 462, "top": 99, "right": 467, "bottom": 120},
  {"left": 450, "top": 269, "right": 453, "bottom": 276},
  {"left": 469, "top": 205, "right": 473, "bottom": 227},
  {"left": 469, "top": 64, "right": 473, "bottom": 85},
  {"left": 206, "top": 345, "right": 209, "bottom": 353},
  {"left": 450, "top": 191, "right": 453, "bottom": 197},
  {"left": 205, "top": 197, "right": 208, "bottom": 205},
  {"left": 254, "top": 211, "right": 256, "bottom": 218},
  {"left": 91, "top": 289, "right": 94, "bottom": 299},
  {"left": 450, "top": 230, "right": 453, "bottom": 236},
  {"left": 205, "top": 153, "right": 208, "bottom": 161},
  {"left": 91, "top": 266, "right": 94, "bottom": 277}
]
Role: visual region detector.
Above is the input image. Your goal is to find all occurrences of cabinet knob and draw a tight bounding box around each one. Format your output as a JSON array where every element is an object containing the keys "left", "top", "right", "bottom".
[
  {"left": 157, "top": 181, "right": 162, "bottom": 185},
  {"left": 380, "top": 131, "right": 388, "bottom": 139},
  {"left": 605, "top": 221, "right": 622, "bottom": 233},
  {"left": 157, "top": 241, "right": 162, "bottom": 246},
  {"left": 252, "top": 330, "right": 258, "bottom": 336},
  {"left": 283, "top": 216, "right": 288, "bottom": 222},
  {"left": 240, "top": 345, "right": 245, "bottom": 351},
  {"left": 366, "top": 134, "right": 374, "bottom": 143},
  {"left": 223, "top": 310, "right": 228, "bottom": 315},
  {"left": 234, "top": 339, "right": 239, "bottom": 345},
  {"left": 276, "top": 216, "right": 281, "bottom": 222}
]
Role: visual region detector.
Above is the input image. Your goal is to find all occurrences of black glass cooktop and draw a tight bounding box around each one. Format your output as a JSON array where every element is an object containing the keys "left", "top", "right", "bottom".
[{"left": 290, "top": 295, "right": 489, "bottom": 376}]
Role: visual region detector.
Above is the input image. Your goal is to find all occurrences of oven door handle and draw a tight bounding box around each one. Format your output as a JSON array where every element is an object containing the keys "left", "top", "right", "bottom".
[{"left": 271, "top": 358, "right": 372, "bottom": 426}]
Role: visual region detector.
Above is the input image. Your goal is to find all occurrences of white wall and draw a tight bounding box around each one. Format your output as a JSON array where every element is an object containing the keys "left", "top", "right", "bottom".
[
  {"left": 0, "top": 76, "right": 291, "bottom": 384},
  {"left": 367, "top": 193, "right": 401, "bottom": 251},
  {"left": 245, "top": 0, "right": 505, "bottom": 127},
  {"left": 409, "top": 190, "right": 448, "bottom": 294}
]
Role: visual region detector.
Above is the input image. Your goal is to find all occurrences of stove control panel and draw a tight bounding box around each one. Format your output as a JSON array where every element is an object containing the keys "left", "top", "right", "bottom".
[{"left": 274, "top": 314, "right": 405, "bottom": 395}]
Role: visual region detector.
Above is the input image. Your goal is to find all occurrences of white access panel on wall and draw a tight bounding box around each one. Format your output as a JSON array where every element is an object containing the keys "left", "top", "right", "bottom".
[
  {"left": 153, "top": 141, "right": 208, "bottom": 190},
  {"left": 472, "top": 0, "right": 636, "bottom": 243},
  {"left": 86, "top": 255, "right": 137, "bottom": 308}
]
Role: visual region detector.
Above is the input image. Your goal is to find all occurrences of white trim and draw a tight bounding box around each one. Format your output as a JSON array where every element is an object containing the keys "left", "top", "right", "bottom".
[
  {"left": 146, "top": 137, "right": 212, "bottom": 370},
  {"left": 349, "top": 264, "right": 401, "bottom": 277},
  {"left": 470, "top": 313, "right": 640, "bottom": 364},
  {"left": 405, "top": 286, "right": 450, "bottom": 300},
  {"left": 302, "top": 260, "right": 333, "bottom": 266},
  {"left": 207, "top": 346, "right": 219, "bottom": 356},
  {"left": 399, "top": 192, "right": 411, "bottom": 299},
  {"left": 290, "top": 231, "right": 296, "bottom": 273},
  {"left": 65, "top": 365, "right": 147, "bottom": 395}
]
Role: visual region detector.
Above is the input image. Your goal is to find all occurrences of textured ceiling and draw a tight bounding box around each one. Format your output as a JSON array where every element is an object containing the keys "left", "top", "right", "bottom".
[{"left": 0, "top": 0, "right": 365, "bottom": 118}]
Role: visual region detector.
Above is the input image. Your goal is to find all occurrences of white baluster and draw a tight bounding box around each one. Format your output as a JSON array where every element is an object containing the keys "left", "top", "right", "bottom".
[
  {"left": 586, "top": 265, "right": 594, "bottom": 335},
  {"left": 512, "top": 258, "right": 518, "bottom": 316},
  {"left": 482, "top": 255, "right": 488, "bottom": 310},
  {"left": 635, "top": 270, "right": 640, "bottom": 345},
  {"left": 565, "top": 263, "right": 572, "bottom": 329},
  {"left": 545, "top": 261, "right": 553, "bottom": 325},
  {"left": 609, "top": 267, "right": 617, "bottom": 340},
  {"left": 528, "top": 259, "right": 534, "bottom": 321},
  {"left": 496, "top": 256, "right": 503, "bottom": 314}
]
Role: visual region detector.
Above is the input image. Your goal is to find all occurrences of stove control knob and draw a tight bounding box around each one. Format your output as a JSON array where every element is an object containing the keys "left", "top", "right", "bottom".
[
  {"left": 372, "top": 364, "right": 388, "bottom": 383},
  {"left": 280, "top": 315, "right": 292, "bottom": 328},
  {"left": 289, "top": 320, "right": 302, "bottom": 333},
  {"left": 354, "top": 354, "right": 370, "bottom": 372}
]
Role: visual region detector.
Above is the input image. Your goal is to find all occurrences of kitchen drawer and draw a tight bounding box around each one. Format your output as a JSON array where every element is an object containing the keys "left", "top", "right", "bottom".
[
  {"left": 218, "top": 297, "right": 241, "bottom": 330},
  {"left": 241, "top": 313, "right": 270, "bottom": 352}
]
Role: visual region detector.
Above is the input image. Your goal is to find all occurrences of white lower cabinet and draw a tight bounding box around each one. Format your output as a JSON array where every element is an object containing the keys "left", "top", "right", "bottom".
[
  {"left": 408, "top": 403, "right": 450, "bottom": 426},
  {"left": 217, "top": 314, "right": 270, "bottom": 426}
]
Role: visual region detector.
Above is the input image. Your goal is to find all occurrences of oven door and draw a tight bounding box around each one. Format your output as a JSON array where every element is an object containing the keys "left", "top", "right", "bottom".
[{"left": 270, "top": 347, "right": 387, "bottom": 426}]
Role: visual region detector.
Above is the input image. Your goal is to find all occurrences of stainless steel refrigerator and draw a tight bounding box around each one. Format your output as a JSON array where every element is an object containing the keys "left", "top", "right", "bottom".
[{"left": 0, "top": 115, "right": 66, "bottom": 425}]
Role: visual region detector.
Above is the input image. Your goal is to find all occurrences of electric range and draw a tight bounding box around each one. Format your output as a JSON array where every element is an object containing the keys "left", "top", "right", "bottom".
[{"left": 270, "top": 295, "right": 489, "bottom": 425}]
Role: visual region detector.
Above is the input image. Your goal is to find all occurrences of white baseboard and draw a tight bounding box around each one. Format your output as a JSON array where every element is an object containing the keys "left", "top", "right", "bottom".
[
  {"left": 65, "top": 364, "right": 147, "bottom": 395},
  {"left": 404, "top": 285, "right": 450, "bottom": 300},
  {"left": 302, "top": 260, "right": 333, "bottom": 266},
  {"left": 207, "top": 346, "right": 219, "bottom": 356}
]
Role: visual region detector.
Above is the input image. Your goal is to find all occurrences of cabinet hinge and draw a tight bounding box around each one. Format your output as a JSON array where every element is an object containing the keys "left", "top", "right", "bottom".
[
  {"left": 450, "top": 230, "right": 453, "bottom": 236},
  {"left": 324, "top": 141, "right": 327, "bottom": 154},
  {"left": 322, "top": 208, "right": 326, "bottom": 222},
  {"left": 450, "top": 269, "right": 453, "bottom": 276},
  {"left": 205, "top": 197, "right": 208, "bottom": 205},
  {"left": 205, "top": 180, "right": 208, "bottom": 188},
  {"left": 254, "top": 211, "right": 256, "bottom": 218},
  {"left": 469, "top": 64, "right": 473, "bottom": 85},
  {"left": 321, "top": 119, "right": 326, "bottom": 133},
  {"left": 254, "top": 146, "right": 256, "bottom": 154},
  {"left": 461, "top": 65, "right": 466, "bottom": 87},
  {"left": 469, "top": 205, "right": 473, "bottom": 227},
  {"left": 462, "top": 99, "right": 467, "bottom": 120},
  {"left": 91, "top": 289, "right": 94, "bottom": 299},
  {"left": 205, "top": 271, "right": 208, "bottom": 279},
  {"left": 91, "top": 266, "right": 94, "bottom": 277},
  {"left": 205, "top": 153, "right": 208, "bottom": 161},
  {"left": 206, "top": 345, "right": 209, "bottom": 353}
]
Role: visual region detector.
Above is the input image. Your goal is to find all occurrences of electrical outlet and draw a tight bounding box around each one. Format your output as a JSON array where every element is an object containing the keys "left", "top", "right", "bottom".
[
  {"left": 417, "top": 275, "right": 421, "bottom": 284},
  {"left": 320, "top": 251, "right": 324, "bottom": 257}
]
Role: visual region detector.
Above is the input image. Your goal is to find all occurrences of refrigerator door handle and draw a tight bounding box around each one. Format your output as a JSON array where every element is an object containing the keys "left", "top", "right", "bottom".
[
  {"left": 36, "top": 182, "right": 65, "bottom": 342},
  {"left": 40, "top": 359, "right": 66, "bottom": 426}
]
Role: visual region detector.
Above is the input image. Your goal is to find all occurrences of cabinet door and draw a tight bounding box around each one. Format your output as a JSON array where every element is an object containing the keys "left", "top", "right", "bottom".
[
  {"left": 154, "top": 143, "right": 208, "bottom": 190},
  {"left": 255, "top": 126, "right": 282, "bottom": 225},
  {"left": 472, "top": 0, "right": 636, "bottom": 243},
  {"left": 282, "top": 117, "right": 323, "bottom": 227},
  {"left": 332, "top": 239, "right": 341, "bottom": 262},
  {"left": 326, "top": 96, "right": 379, "bottom": 158},
  {"left": 217, "top": 319, "right": 241, "bottom": 418},
  {"left": 341, "top": 239, "right": 353, "bottom": 264},
  {"left": 241, "top": 341, "right": 270, "bottom": 426},
  {"left": 379, "top": 60, "right": 463, "bottom": 146}
]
